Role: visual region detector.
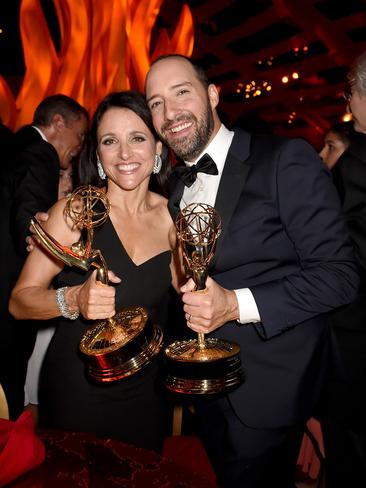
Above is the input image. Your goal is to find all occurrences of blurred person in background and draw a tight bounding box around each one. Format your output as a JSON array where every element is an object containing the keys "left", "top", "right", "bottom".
[
  {"left": 0, "top": 95, "right": 88, "bottom": 420},
  {"left": 57, "top": 162, "right": 74, "bottom": 199},
  {"left": 319, "top": 121, "right": 355, "bottom": 197},
  {"left": 24, "top": 159, "right": 76, "bottom": 425},
  {"left": 319, "top": 121, "right": 354, "bottom": 170},
  {"left": 320, "top": 50, "right": 366, "bottom": 488}
]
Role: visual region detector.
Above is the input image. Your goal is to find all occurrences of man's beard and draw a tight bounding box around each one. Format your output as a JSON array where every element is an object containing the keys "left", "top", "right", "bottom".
[{"left": 159, "top": 104, "right": 214, "bottom": 161}]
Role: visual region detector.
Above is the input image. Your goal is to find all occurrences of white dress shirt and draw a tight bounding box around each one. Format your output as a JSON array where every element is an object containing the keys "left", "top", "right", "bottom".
[{"left": 180, "top": 124, "right": 260, "bottom": 324}]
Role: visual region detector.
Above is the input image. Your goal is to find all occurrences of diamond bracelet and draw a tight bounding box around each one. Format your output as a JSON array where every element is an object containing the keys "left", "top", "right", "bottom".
[{"left": 55, "top": 286, "right": 80, "bottom": 320}]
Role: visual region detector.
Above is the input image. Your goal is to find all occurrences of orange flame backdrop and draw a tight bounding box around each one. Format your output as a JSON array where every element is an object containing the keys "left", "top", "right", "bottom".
[{"left": 0, "top": 0, "right": 194, "bottom": 130}]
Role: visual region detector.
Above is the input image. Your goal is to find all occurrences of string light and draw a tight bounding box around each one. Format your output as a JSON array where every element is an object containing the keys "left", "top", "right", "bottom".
[
  {"left": 234, "top": 62, "right": 301, "bottom": 102},
  {"left": 257, "top": 47, "right": 309, "bottom": 69},
  {"left": 236, "top": 79, "right": 272, "bottom": 100},
  {"left": 287, "top": 111, "right": 297, "bottom": 124}
]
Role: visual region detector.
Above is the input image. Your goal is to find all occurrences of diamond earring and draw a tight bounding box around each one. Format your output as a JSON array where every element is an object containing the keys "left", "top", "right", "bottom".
[
  {"left": 96, "top": 154, "right": 106, "bottom": 180},
  {"left": 153, "top": 154, "right": 162, "bottom": 174}
]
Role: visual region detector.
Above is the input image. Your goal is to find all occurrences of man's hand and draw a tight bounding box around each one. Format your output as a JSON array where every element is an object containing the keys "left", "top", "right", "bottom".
[
  {"left": 26, "top": 211, "right": 49, "bottom": 252},
  {"left": 181, "top": 276, "right": 239, "bottom": 334}
]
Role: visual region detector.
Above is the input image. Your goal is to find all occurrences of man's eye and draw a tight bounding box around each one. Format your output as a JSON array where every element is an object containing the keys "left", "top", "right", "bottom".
[
  {"left": 150, "top": 100, "right": 161, "bottom": 110},
  {"left": 178, "top": 89, "right": 189, "bottom": 96}
]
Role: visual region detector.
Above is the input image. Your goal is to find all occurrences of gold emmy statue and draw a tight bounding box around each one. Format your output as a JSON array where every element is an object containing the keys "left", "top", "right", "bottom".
[
  {"left": 30, "top": 185, "right": 163, "bottom": 382},
  {"left": 162, "top": 203, "right": 244, "bottom": 395}
]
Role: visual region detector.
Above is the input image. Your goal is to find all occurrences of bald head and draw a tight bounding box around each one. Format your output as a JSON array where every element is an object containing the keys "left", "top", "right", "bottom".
[{"left": 145, "top": 55, "right": 221, "bottom": 161}]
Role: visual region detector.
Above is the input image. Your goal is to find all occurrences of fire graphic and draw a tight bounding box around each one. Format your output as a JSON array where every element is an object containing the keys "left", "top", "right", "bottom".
[{"left": 0, "top": 0, "right": 194, "bottom": 130}]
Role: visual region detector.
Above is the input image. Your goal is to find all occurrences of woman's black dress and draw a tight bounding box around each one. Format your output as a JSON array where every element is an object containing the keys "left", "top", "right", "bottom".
[{"left": 39, "top": 218, "right": 172, "bottom": 451}]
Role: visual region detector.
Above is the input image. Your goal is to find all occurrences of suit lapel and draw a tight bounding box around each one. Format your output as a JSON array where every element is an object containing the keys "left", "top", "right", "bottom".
[{"left": 211, "top": 129, "right": 253, "bottom": 268}]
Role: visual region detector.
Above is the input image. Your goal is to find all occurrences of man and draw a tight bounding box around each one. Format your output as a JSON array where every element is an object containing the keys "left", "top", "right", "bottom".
[
  {"left": 320, "top": 51, "right": 366, "bottom": 488},
  {"left": 145, "top": 54, "right": 359, "bottom": 487},
  {"left": 0, "top": 94, "right": 88, "bottom": 419}
]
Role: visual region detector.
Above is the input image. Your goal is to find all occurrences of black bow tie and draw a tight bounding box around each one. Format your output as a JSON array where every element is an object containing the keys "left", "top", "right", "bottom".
[{"left": 174, "top": 153, "right": 218, "bottom": 187}]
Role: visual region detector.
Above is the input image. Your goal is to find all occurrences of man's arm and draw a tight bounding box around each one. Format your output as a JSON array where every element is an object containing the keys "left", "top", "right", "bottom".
[
  {"left": 10, "top": 143, "right": 59, "bottom": 256},
  {"left": 181, "top": 139, "right": 359, "bottom": 338},
  {"left": 250, "top": 138, "right": 359, "bottom": 337}
]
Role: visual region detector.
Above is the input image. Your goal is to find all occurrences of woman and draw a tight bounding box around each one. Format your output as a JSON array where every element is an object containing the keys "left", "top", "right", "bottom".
[
  {"left": 319, "top": 121, "right": 355, "bottom": 198},
  {"left": 319, "top": 121, "right": 354, "bottom": 170},
  {"left": 10, "top": 91, "right": 182, "bottom": 451},
  {"left": 58, "top": 162, "right": 74, "bottom": 199}
]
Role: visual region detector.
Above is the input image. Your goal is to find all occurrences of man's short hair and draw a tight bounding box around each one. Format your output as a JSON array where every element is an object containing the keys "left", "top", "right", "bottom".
[
  {"left": 147, "top": 54, "right": 210, "bottom": 90},
  {"left": 33, "top": 94, "right": 89, "bottom": 127},
  {"left": 348, "top": 50, "right": 366, "bottom": 94}
]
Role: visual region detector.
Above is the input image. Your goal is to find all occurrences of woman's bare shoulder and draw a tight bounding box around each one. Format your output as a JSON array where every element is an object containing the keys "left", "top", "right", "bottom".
[{"left": 41, "top": 197, "right": 80, "bottom": 243}]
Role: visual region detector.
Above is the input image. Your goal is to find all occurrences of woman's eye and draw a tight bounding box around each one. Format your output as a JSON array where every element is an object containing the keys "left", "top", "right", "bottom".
[
  {"left": 102, "top": 138, "right": 115, "bottom": 145},
  {"left": 132, "top": 136, "right": 145, "bottom": 142}
]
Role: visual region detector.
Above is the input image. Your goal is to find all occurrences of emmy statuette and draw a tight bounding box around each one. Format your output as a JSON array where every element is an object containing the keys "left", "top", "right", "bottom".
[
  {"left": 162, "top": 203, "right": 244, "bottom": 395},
  {"left": 31, "top": 185, "right": 163, "bottom": 382}
]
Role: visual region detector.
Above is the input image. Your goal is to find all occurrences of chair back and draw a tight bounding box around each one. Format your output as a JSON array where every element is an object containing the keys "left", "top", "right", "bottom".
[{"left": 0, "top": 384, "right": 9, "bottom": 419}]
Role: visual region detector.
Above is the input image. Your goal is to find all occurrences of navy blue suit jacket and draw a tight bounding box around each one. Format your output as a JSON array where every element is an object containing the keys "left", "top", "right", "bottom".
[{"left": 169, "top": 129, "right": 359, "bottom": 429}]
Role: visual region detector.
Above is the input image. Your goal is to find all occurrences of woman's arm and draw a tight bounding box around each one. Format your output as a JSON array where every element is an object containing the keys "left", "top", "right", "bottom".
[
  {"left": 10, "top": 197, "right": 121, "bottom": 322},
  {"left": 10, "top": 198, "right": 81, "bottom": 320},
  {"left": 11, "top": 204, "right": 122, "bottom": 323}
]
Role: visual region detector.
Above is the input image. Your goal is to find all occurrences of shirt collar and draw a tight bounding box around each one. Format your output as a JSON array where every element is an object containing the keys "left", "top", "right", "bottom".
[
  {"left": 32, "top": 125, "right": 48, "bottom": 142},
  {"left": 185, "top": 124, "right": 234, "bottom": 173}
]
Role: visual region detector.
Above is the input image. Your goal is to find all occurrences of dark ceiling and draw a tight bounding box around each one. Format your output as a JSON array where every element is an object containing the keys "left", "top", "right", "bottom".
[
  {"left": 161, "top": 0, "right": 366, "bottom": 148},
  {"left": 2, "top": 0, "right": 366, "bottom": 148}
]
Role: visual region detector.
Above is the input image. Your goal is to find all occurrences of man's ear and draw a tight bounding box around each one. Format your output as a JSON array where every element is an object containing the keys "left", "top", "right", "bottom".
[
  {"left": 51, "top": 114, "right": 65, "bottom": 132},
  {"left": 208, "top": 84, "right": 219, "bottom": 110}
]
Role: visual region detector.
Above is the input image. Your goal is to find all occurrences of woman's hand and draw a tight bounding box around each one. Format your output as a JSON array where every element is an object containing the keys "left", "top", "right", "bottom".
[{"left": 70, "top": 269, "right": 122, "bottom": 320}]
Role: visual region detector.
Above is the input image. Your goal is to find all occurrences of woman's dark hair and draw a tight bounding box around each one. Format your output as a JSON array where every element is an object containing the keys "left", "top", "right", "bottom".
[
  {"left": 78, "top": 90, "right": 171, "bottom": 196},
  {"left": 327, "top": 121, "right": 356, "bottom": 146}
]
